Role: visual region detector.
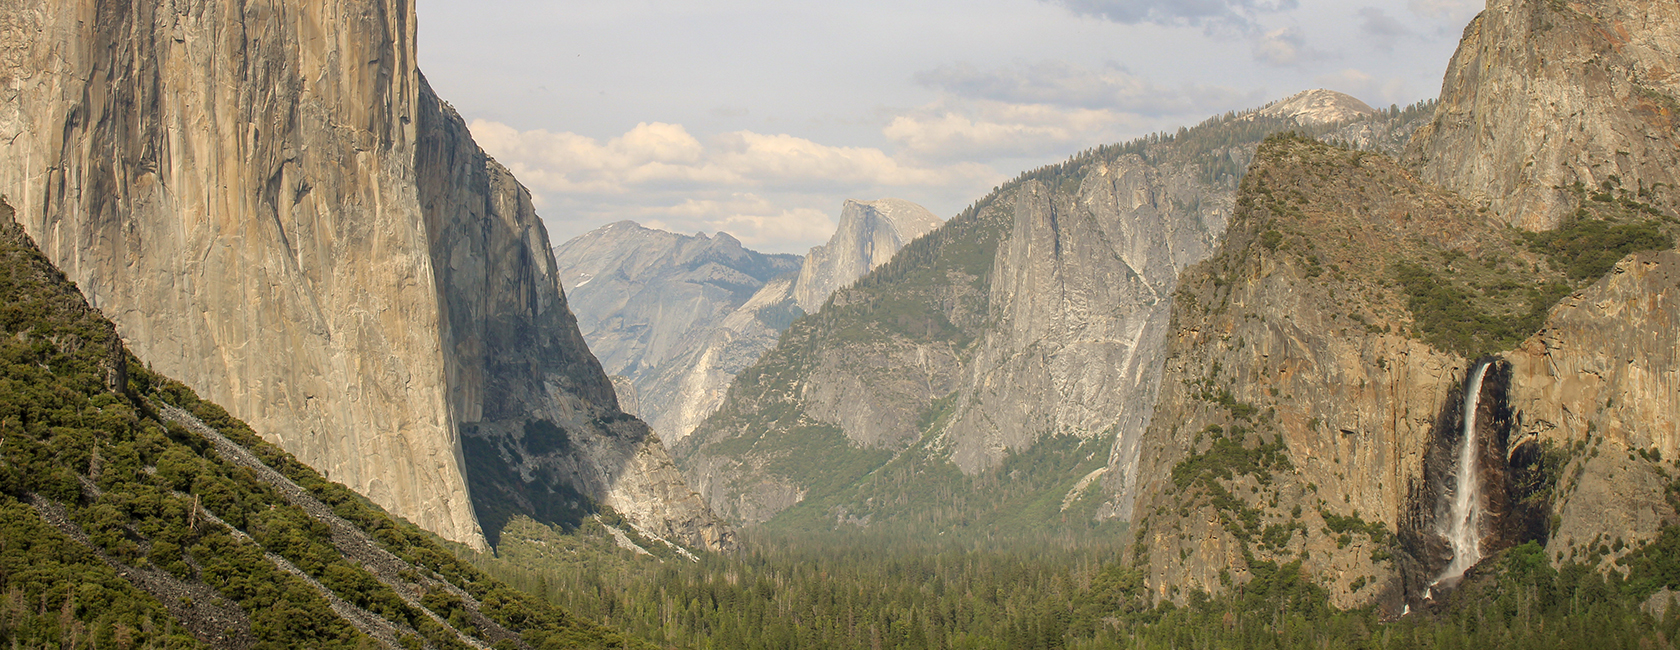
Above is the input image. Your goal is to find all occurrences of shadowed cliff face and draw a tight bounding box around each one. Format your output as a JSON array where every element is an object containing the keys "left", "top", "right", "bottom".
[
  {"left": 415, "top": 86, "right": 731, "bottom": 551},
  {"left": 1407, "top": 0, "right": 1680, "bottom": 230},
  {"left": 0, "top": 0, "right": 728, "bottom": 551},
  {"left": 1391, "top": 359, "right": 1551, "bottom": 610}
]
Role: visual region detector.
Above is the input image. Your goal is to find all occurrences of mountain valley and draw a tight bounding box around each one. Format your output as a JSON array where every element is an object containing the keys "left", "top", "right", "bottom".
[{"left": 1, "top": 0, "right": 1679, "bottom": 647}]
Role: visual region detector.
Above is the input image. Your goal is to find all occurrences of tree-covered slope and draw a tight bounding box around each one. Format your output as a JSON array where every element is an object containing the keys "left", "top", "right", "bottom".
[{"left": 0, "top": 202, "right": 640, "bottom": 648}]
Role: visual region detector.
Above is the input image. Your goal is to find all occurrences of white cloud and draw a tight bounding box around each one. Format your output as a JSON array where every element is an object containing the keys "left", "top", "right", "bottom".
[
  {"left": 884, "top": 100, "right": 1144, "bottom": 162},
  {"left": 895, "top": 60, "right": 1263, "bottom": 161},
  {"left": 471, "top": 120, "right": 994, "bottom": 197},
  {"left": 1042, "top": 0, "right": 1299, "bottom": 29},
  {"left": 469, "top": 120, "right": 1003, "bottom": 252},
  {"left": 648, "top": 196, "right": 838, "bottom": 249},
  {"left": 1407, "top": 0, "right": 1480, "bottom": 21},
  {"left": 914, "top": 61, "right": 1255, "bottom": 116},
  {"left": 1314, "top": 68, "right": 1414, "bottom": 105},
  {"left": 1252, "top": 26, "right": 1315, "bottom": 66}
]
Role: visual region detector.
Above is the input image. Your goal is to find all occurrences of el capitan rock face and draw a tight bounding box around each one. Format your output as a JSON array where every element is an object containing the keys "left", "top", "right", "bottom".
[
  {"left": 1406, "top": 0, "right": 1680, "bottom": 230},
  {"left": 0, "top": 0, "right": 727, "bottom": 551}
]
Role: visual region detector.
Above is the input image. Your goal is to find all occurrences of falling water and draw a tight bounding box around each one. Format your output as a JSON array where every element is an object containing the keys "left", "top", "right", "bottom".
[{"left": 1432, "top": 360, "right": 1492, "bottom": 589}]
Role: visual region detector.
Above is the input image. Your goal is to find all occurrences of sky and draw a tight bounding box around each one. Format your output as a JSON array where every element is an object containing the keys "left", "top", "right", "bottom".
[{"left": 417, "top": 0, "right": 1483, "bottom": 254}]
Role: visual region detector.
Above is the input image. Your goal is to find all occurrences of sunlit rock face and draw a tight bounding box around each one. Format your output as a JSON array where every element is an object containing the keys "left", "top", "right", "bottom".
[
  {"left": 794, "top": 199, "right": 944, "bottom": 314},
  {"left": 1506, "top": 250, "right": 1680, "bottom": 569},
  {"left": 0, "top": 0, "right": 728, "bottom": 551},
  {"left": 1406, "top": 0, "right": 1680, "bottom": 230}
]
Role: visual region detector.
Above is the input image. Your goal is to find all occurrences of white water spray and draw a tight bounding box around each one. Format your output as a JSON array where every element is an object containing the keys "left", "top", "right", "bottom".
[{"left": 1432, "top": 360, "right": 1492, "bottom": 589}]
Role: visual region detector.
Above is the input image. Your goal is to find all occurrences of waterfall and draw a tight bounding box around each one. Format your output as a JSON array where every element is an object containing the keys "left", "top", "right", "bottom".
[{"left": 1432, "top": 359, "right": 1492, "bottom": 589}]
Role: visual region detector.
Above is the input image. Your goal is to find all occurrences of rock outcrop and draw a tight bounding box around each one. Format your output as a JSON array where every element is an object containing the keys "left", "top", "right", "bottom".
[
  {"left": 1406, "top": 0, "right": 1680, "bottom": 230},
  {"left": 999, "top": 0, "right": 1680, "bottom": 610},
  {"left": 940, "top": 157, "right": 1223, "bottom": 505},
  {"left": 0, "top": 0, "right": 726, "bottom": 551},
  {"left": 1123, "top": 135, "right": 1559, "bottom": 610},
  {"left": 1507, "top": 249, "right": 1680, "bottom": 569},
  {"left": 793, "top": 199, "right": 943, "bottom": 313}
]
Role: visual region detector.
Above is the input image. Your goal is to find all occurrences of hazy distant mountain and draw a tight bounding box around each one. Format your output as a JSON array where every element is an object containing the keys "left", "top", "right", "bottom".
[
  {"left": 1254, "top": 88, "right": 1377, "bottom": 125},
  {"left": 555, "top": 222, "right": 802, "bottom": 448},
  {"left": 557, "top": 199, "right": 943, "bottom": 447}
]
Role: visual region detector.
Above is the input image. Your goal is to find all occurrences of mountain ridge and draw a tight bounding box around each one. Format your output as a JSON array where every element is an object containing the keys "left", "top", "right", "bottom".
[{"left": 677, "top": 97, "right": 1434, "bottom": 530}]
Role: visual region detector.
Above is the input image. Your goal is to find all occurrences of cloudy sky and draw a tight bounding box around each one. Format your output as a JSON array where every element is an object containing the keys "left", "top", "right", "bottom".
[{"left": 418, "top": 0, "right": 1482, "bottom": 254}]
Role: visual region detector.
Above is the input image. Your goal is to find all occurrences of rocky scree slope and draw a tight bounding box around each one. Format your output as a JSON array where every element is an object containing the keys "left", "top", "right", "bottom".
[
  {"left": 553, "top": 222, "right": 801, "bottom": 446},
  {"left": 1406, "top": 0, "right": 1680, "bottom": 230},
  {"left": 0, "top": 0, "right": 726, "bottom": 551},
  {"left": 1126, "top": 131, "right": 1679, "bottom": 614},
  {"left": 0, "top": 208, "right": 644, "bottom": 649},
  {"left": 677, "top": 100, "right": 1433, "bottom": 530}
]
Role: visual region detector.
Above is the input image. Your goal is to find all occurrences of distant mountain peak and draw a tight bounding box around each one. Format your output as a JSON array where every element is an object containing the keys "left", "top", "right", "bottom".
[
  {"left": 1256, "top": 89, "right": 1377, "bottom": 125},
  {"left": 795, "top": 198, "right": 943, "bottom": 313}
]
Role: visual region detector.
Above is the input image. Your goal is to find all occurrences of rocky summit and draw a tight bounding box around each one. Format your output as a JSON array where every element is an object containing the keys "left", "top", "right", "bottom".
[
  {"left": 1255, "top": 89, "right": 1378, "bottom": 125},
  {"left": 0, "top": 0, "right": 727, "bottom": 552},
  {"left": 793, "top": 199, "right": 944, "bottom": 314}
]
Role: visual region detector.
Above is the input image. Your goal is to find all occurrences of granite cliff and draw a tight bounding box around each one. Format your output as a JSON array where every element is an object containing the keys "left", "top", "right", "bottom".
[
  {"left": 0, "top": 0, "right": 726, "bottom": 551},
  {"left": 1127, "top": 0, "right": 1680, "bottom": 608},
  {"left": 0, "top": 203, "right": 641, "bottom": 648},
  {"left": 677, "top": 98, "right": 1431, "bottom": 529},
  {"left": 1407, "top": 0, "right": 1680, "bottom": 230},
  {"left": 1126, "top": 131, "right": 1678, "bottom": 612}
]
